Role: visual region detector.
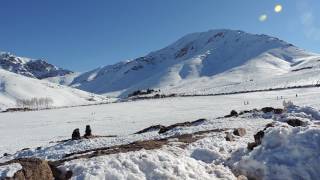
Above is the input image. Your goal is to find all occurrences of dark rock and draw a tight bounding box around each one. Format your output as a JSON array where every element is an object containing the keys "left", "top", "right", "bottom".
[
  {"left": 233, "top": 128, "right": 246, "bottom": 137},
  {"left": 264, "top": 122, "right": 276, "bottom": 130},
  {"left": 261, "top": 107, "right": 274, "bottom": 113},
  {"left": 84, "top": 125, "right": 92, "bottom": 138},
  {"left": 247, "top": 142, "right": 258, "bottom": 150},
  {"left": 135, "top": 125, "right": 166, "bottom": 134},
  {"left": 71, "top": 128, "right": 81, "bottom": 140},
  {"left": 225, "top": 132, "right": 234, "bottom": 141},
  {"left": 247, "top": 130, "right": 265, "bottom": 150},
  {"left": 3, "top": 153, "right": 10, "bottom": 157},
  {"left": 287, "top": 119, "right": 305, "bottom": 127},
  {"left": 254, "top": 131, "right": 265, "bottom": 145},
  {"left": 274, "top": 108, "right": 284, "bottom": 114},
  {"left": 191, "top": 118, "right": 207, "bottom": 126},
  {"left": 48, "top": 161, "right": 72, "bottom": 180},
  {"left": 159, "top": 122, "right": 192, "bottom": 134},
  {"left": 225, "top": 110, "right": 238, "bottom": 118}
]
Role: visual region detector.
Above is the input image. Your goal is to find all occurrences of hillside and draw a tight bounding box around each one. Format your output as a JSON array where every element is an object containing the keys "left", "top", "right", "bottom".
[
  {"left": 47, "top": 29, "right": 320, "bottom": 98},
  {"left": 0, "top": 69, "right": 107, "bottom": 110},
  {"left": 0, "top": 52, "right": 72, "bottom": 79}
]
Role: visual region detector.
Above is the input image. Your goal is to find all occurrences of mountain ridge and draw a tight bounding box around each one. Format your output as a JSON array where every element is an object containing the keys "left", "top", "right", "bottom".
[
  {"left": 0, "top": 52, "right": 72, "bottom": 79},
  {"left": 46, "top": 29, "right": 319, "bottom": 97}
]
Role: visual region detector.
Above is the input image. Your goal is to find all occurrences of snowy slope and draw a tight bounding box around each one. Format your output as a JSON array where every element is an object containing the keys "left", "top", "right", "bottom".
[
  {"left": 0, "top": 52, "right": 72, "bottom": 79},
  {"left": 0, "top": 69, "right": 108, "bottom": 110},
  {"left": 47, "top": 29, "right": 320, "bottom": 97}
]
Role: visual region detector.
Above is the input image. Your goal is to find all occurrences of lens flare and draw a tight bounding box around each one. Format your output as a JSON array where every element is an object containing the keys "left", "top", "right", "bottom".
[
  {"left": 274, "top": 4, "right": 282, "bottom": 13},
  {"left": 259, "top": 14, "right": 268, "bottom": 22}
]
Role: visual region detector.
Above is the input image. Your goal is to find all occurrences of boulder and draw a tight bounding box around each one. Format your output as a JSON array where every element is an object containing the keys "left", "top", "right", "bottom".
[
  {"left": 224, "top": 110, "right": 238, "bottom": 118},
  {"left": 287, "top": 119, "right": 305, "bottom": 127},
  {"left": 254, "top": 130, "right": 265, "bottom": 145},
  {"left": 225, "top": 132, "right": 234, "bottom": 141},
  {"left": 84, "top": 125, "right": 92, "bottom": 138},
  {"left": 261, "top": 107, "right": 274, "bottom": 113},
  {"left": 247, "top": 130, "right": 265, "bottom": 150},
  {"left": 4, "top": 158, "right": 54, "bottom": 180},
  {"left": 233, "top": 128, "right": 246, "bottom": 137},
  {"left": 274, "top": 108, "right": 284, "bottom": 114},
  {"left": 134, "top": 125, "right": 166, "bottom": 134},
  {"left": 71, "top": 128, "right": 81, "bottom": 140}
]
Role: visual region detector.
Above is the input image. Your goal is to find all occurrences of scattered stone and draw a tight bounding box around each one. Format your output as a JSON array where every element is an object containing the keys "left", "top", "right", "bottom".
[
  {"left": 71, "top": 128, "right": 81, "bottom": 140},
  {"left": 237, "top": 175, "right": 248, "bottom": 180},
  {"left": 248, "top": 130, "right": 265, "bottom": 150},
  {"left": 287, "top": 119, "right": 305, "bottom": 127},
  {"left": 135, "top": 125, "right": 166, "bottom": 134},
  {"left": 225, "top": 132, "right": 234, "bottom": 141},
  {"left": 48, "top": 161, "right": 72, "bottom": 180},
  {"left": 225, "top": 110, "right": 238, "bottom": 118},
  {"left": 264, "top": 122, "right": 276, "bottom": 130},
  {"left": 191, "top": 118, "right": 207, "bottom": 126},
  {"left": 254, "top": 130, "right": 265, "bottom": 145},
  {"left": 159, "top": 122, "right": 192, "bottom": 134},
  {"left": 247, "top": 142, "right": 257, "bottom": 151},
  {"left": 84, "top": 125, "right": 92, "bottom": 138},
  {"left": 274, "top": 108, "right": 284, "bottom": 114},
  {"left": 233, "top": 128, "right": 246, "bottom": 137},
  {"left": 261, "top": 107, "right": 274, "bottom": 113}
]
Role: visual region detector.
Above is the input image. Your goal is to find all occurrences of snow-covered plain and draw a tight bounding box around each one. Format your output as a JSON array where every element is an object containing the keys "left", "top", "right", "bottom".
[
  {"left": 0, "top": 87, "right": 319, "bottom": 155},
  {"left": 1, "top": 96, "right": 319, "bottom": 180}
]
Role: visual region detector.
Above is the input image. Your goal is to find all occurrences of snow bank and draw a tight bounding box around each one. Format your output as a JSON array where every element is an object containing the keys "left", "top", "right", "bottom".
[
  {"left": 61, "top": 148, "right": 236, "bottom": 180},
  {"left": 235, "top": 125, "right": 320, "bottom": 180},
  {"left": 0, "top": 163, "right": 22, "bottom": 178}
]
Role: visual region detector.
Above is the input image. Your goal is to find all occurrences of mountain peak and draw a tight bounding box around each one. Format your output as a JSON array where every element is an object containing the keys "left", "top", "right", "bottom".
[
  {"left": 57, "top": 29, "right": 318, "bottom": 98},
  {"left": 0, "top": 51, "right": 72, "bottom": 79}
]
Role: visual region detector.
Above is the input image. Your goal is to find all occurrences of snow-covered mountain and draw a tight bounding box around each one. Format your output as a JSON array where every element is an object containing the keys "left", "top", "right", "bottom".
[
  {"left": 0, "top": 69, "right": 107, "bottom": 110},
  {"left": 46, "top": 29, "right": 320, "bottom": 98},
  {"left": 0, "top": 52, "right": 72, "bottom": 79}
]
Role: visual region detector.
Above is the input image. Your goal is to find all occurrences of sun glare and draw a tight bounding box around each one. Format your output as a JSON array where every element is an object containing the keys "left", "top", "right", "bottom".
[
  {"left": 259, "top": 14, "right": 268, "bottom": 22},
  {"left": 274, "top": 4, "right": 283, "bottom": 13}
]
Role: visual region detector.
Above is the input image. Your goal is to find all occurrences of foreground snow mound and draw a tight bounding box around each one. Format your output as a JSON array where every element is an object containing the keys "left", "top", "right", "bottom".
[
  {"left": 0, "top": 163, "right": 22, "bottom": 178},
  {"left": 236, "top": 125, "right": 320, "bottom": 180},
  {"left": 62, "top": 148, "right": 236, "bottom": 180}
]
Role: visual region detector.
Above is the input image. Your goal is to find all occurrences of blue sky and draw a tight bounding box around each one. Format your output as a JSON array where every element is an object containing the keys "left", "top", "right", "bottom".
[{"left": 0, "top": 0, "right": 320, "bottom": 71}]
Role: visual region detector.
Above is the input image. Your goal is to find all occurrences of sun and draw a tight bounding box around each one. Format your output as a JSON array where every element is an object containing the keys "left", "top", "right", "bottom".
[
  {"left": 274, "top": 4, "right": 283, "bottom": 13},
  {"left": 259, "top": 14, "right": 268, "bottom": 22}
]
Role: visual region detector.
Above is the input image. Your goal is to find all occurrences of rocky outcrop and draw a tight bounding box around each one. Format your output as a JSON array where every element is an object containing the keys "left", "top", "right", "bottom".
[{"left": 2, "top": 158, "right": 54, "bottom": 180}]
